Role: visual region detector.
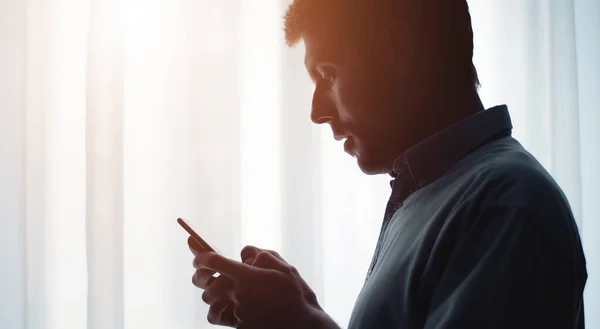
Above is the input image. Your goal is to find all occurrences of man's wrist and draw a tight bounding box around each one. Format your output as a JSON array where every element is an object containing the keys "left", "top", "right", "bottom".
[{"left": 303, "top": 307, "right": 341, "bottom": 329}]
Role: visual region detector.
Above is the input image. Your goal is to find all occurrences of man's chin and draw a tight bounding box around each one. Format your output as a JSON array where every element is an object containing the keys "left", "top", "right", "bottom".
[
  {"left": 346, "top": 140, "right": 394, "bottom": 175},
  {"left": 355, "top": 154, "right": 392, "bottom": 175}
]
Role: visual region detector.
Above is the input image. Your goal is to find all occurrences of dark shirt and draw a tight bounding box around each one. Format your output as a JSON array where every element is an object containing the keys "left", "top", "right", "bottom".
[{"left": 347, "top": 105, "right": 587, "bottom": 329}]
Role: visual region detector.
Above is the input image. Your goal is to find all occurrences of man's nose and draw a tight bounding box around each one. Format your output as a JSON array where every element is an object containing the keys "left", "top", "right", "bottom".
[{"left": 311, "top": 88, "right": 335, "bottom": 124}]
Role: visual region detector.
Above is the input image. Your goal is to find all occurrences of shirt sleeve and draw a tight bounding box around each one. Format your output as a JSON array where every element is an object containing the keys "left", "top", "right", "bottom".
[{"left": 422, "top": 206, "right": 586, "bottom": 329}]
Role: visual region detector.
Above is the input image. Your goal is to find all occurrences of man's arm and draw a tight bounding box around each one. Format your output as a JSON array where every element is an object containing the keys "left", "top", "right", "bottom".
[{"left": 423, "top": 206, "right": 586, "bottom": 329}]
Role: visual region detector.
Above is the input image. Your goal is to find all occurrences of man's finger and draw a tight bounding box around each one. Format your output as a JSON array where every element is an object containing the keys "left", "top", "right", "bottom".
[
  {"left": 241, "top": 245, "right": 285, "bottom": 262},
  {"left": 193, "top": 252, "right": 257, "bottom": 280},
  {"left": 265, "top": 249, "right": 285, "bottom": 261},
  {"left": 219, "top": 302, "right": 238, "bottom": 327},
  {"left": 201, "top": 276, "right": 235, "bottom": 304},
  {"left": 207, "top": 300, "right": 237, "bottom": 327},
  {"left": 252, "top": 250, "right": 290, "bottom": 270},
  {"left": 192, "top": 268, "right": 218, "bottom": 289},
  {"left": 242, "top": 255, "right": 255, "bottom": 265},
  {"left": 240, "top": 245, "right": 262, "bottom": 262}
]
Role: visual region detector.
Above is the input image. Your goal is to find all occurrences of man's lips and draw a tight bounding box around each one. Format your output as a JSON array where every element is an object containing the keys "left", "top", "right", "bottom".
[
  {"left": 343, "top": 136, "right": 355, "bottom": 154},
  {"left": 333, "top": 130, "right": 350, "bottom": 141}
]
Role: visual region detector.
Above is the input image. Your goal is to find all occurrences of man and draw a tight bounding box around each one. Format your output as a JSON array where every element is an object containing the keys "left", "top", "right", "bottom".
[{"left": 189, "top": 0, "right": 588, "bottom": 328}]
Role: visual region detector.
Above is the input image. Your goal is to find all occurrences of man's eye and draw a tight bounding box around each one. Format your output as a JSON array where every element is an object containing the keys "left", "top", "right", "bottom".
[{"left": 318, "top": 75, "right": 334, "bottom": 88}]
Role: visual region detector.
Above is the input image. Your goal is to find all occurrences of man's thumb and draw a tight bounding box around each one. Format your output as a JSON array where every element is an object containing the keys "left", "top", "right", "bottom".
[{"left": 240, "top": 245, "right": 262, "bottom": 262}]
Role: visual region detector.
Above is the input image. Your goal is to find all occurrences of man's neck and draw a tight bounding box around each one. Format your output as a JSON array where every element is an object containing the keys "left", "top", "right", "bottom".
[
  {"left": 429, "top": 87, "right": 484, "bottom": 133},
  {"left": 384, "top": 88, "right": 484, "bottom": 175}
]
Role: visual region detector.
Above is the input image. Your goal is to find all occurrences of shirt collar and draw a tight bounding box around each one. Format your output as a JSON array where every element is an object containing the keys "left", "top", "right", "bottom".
[{"left": 390, "top": 105, "right": 513, "bottom": 190}]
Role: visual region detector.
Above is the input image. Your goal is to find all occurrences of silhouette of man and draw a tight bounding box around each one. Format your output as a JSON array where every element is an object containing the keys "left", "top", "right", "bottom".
[{"left": 189, "top": 1, "right": 588, "bottom": 328}]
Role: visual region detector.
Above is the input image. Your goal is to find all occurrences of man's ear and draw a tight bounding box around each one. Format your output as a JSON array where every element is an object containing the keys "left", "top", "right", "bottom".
[{"left": 386, "top": 21, "right": 414, "bottom": 74}]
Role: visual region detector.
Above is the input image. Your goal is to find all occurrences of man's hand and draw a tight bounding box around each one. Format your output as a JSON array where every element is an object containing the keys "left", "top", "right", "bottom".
[
  {"left": 188, "top": 237, "right": 240, "bottom": 327},
  {"left": 189, "top": 239, "right": 338, "bottom": 329}
]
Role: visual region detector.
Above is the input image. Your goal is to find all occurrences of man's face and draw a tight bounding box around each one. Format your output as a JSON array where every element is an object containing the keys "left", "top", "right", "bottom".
[{"left": 303, "top": 27, "right": 419, "bottom": 175}]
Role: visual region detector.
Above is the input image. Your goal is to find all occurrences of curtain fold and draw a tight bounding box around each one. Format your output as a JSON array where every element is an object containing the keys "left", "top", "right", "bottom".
[
  {"left": 23, "top": 0, "right": 89, "bottom": 328},
  {"left": 0, "top": 0, "right": 26, "bottom": 327},
  {"left": 574, "top": 0, "right": 600, "bottom": 327},
  {"left": 85, "top": 0, "right": 124, "bottom": 327},
  {"left": 547, "top": 0, "right": 582, "bottom": 224},
  {"left": 0, "top": 1, "right": 598, "bottom": 329}
]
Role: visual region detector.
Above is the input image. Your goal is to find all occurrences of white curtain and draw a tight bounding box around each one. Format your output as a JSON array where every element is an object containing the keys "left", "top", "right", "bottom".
[{"left": 0, "top": 0, "right": 598, "bottom": 328}]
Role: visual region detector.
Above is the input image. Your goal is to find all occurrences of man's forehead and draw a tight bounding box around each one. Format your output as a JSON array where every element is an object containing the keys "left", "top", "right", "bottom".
[{"left": 302, "top": 30, "right": 345, "bottom": 68}]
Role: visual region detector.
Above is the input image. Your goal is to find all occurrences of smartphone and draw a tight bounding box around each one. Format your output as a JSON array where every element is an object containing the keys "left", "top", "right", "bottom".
[{"left": 177, "top": 217, "right": 218, "bottom": 253}]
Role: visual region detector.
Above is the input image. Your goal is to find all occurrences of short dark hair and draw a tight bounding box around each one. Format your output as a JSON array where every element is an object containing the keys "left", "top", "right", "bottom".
[{"left": 283, "top": 0, "right": 480, "bottom": 88}]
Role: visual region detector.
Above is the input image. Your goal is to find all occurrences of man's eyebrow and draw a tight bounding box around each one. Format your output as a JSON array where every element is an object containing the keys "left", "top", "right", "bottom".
[
  {"left": 307, "top": 68, "right": 320, "bottom": 83},
  {"left": 304, "top": 56, "right": 320, "bottom": 82}
]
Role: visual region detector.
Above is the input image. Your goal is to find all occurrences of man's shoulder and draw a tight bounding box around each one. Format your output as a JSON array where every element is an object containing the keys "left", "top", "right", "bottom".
[
  {"left": 436, "top": 136, "right": 566, "bottom": 210},
  {"left": 455, "top": 137, "right": 579, "bottom": 243},
  {"left": 469, "top": 137, "right": 567, "bottom": 209}
]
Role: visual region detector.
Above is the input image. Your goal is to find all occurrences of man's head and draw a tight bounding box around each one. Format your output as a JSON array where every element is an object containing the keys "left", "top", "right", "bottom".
[{"left": 284, "top": 0, "right": 480, "bottom": 175}]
